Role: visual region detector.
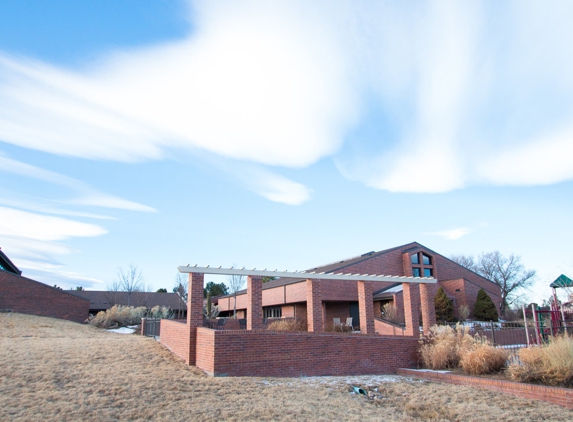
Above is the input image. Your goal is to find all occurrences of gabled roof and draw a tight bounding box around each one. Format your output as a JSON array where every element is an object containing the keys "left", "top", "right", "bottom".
[
  {"left": 0, "top": 248, "right": 22, "bottom": 275},
  {"left": 67, "top": 290, "right": 186, "bottom": 311},
  {"left": 220, "top": 242, "right": 422, "bottom": 297}
]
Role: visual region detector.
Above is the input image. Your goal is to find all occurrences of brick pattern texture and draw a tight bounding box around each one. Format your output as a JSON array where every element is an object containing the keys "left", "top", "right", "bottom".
[
  {"left": 160, "top": 319, "right": 191, "bottom": 364},
  {"left": 403, "top": 283, "right": 421, "bottom": 337},
  {"left": 306, "top": 279, "right": 323, "bottom": 332},
  {"left": 197, "top": 330, "right": 419, "bottom": 377},
  {"left": 247, "top": 276, "right": 263, "bottom": 330},
  {"left": 0, "top": 271, "right": 89, "bottom": 323},
  {"left": 397, "top": 368, "right": 573, "bottom": 409},
  {"left": 358, "top": 281, "right": 375, "bottom": 334}
]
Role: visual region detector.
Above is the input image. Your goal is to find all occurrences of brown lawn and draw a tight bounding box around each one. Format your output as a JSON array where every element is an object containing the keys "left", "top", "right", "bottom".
[{"left": 1, "top": 313, "right": 572, "bottom": 421}]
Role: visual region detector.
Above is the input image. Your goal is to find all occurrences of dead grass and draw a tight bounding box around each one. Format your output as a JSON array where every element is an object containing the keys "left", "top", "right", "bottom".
[
  {"left": 508, "top": 335, "right": 573, "bottom": 387},
  {"left": 1, "top": 313, "right": 572, "bottom": 421},
  {"left": 460, "top": 342, "right": 508, "bottom": 375},
  {"left": 266, "top": 318, "right": 307, "bottom": 331},
  {"left": 419, "top": 324, "right": 474, "bottom": 370}
]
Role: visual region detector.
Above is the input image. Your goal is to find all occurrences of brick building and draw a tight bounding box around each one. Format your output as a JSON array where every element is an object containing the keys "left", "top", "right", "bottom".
[
  {"left": 215, "top": 242, "right": 502, "bottom": 327},
  {"left": 0, "top": 248, "right": 89, "bottom": 323}
]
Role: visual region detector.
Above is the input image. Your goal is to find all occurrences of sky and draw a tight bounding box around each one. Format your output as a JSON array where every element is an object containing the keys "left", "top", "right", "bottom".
[{"left": 0, "top": 0, "right": 572, "bottom": 305}]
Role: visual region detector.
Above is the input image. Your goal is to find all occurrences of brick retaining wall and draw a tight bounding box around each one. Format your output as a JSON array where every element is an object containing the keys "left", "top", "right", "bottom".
[
  {"left": 197, "top": 329, "right": 419, "bottom": 377},
  {"left": 397, "top": 368, "right": 573, "bottom": 409},
  {"left": 160, "top": 319, "right": 191, "bottom": 364},
  {"left": 0, "top": 271, "right": 89, "bottom": 323}
]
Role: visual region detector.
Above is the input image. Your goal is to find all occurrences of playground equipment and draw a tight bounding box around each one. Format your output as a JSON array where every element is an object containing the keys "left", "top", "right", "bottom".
[{"left": 524, "top": 274, "right": 573, "bottom": 345}]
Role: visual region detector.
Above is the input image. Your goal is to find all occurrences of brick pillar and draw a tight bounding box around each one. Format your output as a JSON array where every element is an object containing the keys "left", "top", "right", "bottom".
[
  {"left": 247, "top": 276, "right": 263, "bottom": 330},
  {"left": 187, "top": 272, "right": 204, "bottom": 365},
  {"left": 403, "top": 282, "right": 420, "bottom": 338},
  {"left": 306, "top": 279, "right": 323, "bottom": 332},
  {"left": 419, "top": 283, "right": 437, "bottom": 335},
  {"left": 358, "top": 281, "right": 375, "bottom": 334},
  {"left": 402, "top": 252, "right": 413, "bottom": 276}
]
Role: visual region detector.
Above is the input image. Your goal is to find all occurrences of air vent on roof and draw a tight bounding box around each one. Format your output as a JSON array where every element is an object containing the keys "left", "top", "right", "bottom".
[{"left": 361, "top": 251, "right": 375, "bottom": 257}]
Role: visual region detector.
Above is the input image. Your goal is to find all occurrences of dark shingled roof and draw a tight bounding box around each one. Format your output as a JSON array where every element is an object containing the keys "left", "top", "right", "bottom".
[{"left": 67, "top": 290, "right": 186, "bottom": 311}]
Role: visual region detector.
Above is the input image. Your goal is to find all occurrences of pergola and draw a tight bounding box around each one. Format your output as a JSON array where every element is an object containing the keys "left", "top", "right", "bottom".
[{"left": 178, "top": 265, "right": 438, "bottom": 335}]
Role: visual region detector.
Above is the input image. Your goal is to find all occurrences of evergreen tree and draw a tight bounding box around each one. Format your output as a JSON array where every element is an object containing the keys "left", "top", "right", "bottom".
[
  {"left": 473, "top": 288, "right": 499, "bottom": 321},
  {"left": 434, "top": 286, "right": 454, "bottom": 323}
]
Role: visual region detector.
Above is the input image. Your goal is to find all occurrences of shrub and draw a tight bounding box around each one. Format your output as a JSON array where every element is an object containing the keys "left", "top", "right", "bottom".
[
  {"left": 473, "top": 289, "right": 498, "bottom": 322},
  {"left": 457, "top": 304, "right": 470, "bottom": 322},
  {"left": 434, "top": 287, "right": 454, "bottom": 323},
  {"left": 459, "top": 341, "right": 508, "bottom": 375},
  {"left": 507, "top": 335, "right": 573, "bottom": 387},
  {"left": 419, "top": 324, "right": 474, "bottom": 370},
  {"left": 381, "top": 302, "right": 401, "bottom": 324},
  {"left": 88, "top": 305, "right": 147, "bottom": 328},
  {"left": 266, "top": 318, "right": 307, "bottom": 332}
]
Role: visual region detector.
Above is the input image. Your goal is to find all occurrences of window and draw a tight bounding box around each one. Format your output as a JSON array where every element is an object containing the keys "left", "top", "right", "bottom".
[
  {"left": 422, "top": 254, "right": 432, "bottom": 265},
  {"left": 412, "top": 268, "right": 421, "bottom": 277},
  {"left": 423, "top": 268, "right": 433, "bottom": 277},
  {"left": 411, "top": 254, "right": 419, "bottom": 264},
  {"left": 264, "top": 306, "right": 282, "bottom": 318}
]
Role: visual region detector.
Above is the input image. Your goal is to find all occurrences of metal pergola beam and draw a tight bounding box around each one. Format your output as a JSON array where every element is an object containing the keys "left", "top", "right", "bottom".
[{"left": 178, "top": 265, "right": 436, "bottom": 284}]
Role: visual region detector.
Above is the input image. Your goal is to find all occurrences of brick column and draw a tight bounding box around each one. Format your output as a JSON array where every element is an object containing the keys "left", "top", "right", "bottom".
[
  {"left": 419, "top": 283, "right": 437, "bottom": 335},
  {"left": 403, "top": 282, "right": 421, "bottom": 338},
  {"left": 402, "top": 252, "right": 413, "bottom": 276},
  {"left": 187, "top": 272, "right": 204, "bottom": 365},
  {"left": 247, "top": 276, "right": 263, "bottom": 330},
  {"left": 358, "top": 281, "right": 375, "bottom": 334},
  {"left": 306, "top": 278, "right": 323, "bottom": 332}
]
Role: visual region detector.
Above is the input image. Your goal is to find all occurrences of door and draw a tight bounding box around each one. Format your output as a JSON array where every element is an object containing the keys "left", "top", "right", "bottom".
[{"left": 349, "top": 302, "right": 360, "bottom": 330}]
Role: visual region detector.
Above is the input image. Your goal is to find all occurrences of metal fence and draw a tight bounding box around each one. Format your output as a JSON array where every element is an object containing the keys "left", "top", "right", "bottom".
[{"left": 142, "top": 318, "right": 161, "bottom": 337}]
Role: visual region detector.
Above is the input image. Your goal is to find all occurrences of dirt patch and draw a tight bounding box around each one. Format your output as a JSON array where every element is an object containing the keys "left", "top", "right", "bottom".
[{"left": 1, "top": 313, "right": 572, "bottom": 421}]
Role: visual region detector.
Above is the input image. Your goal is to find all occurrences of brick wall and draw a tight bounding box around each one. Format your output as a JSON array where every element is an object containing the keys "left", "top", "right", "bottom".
[
  {"left": 374, "top": 317, "right": 407, "bottom": 336},
  {"left": 397, "top": 368, "right": 573, "bottom": 409},
  {"left": 160, "top": 319, "right": 191, "bottom": 364},
  {"left": 197, "top": 330, "right": 419, "bottom": 377},
  {"left": 0, "top": 271, "right": 89, "bottom": 323}
]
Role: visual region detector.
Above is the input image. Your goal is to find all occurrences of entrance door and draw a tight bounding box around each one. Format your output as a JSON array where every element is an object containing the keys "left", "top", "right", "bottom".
[{"left": 349, "top": 302, "right": 360, "bottom": 330}]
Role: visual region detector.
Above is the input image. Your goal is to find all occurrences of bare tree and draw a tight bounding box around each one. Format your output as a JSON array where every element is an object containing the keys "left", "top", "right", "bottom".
[
  {"left": 113, "top": 264, "right": 145, "bottom": 307},
  {"left": 173, "top": 273, "right": 188, "bottom": 303},
  {"left": 451, "top": 251, "right": 536, "bottom": 315},
  {"left": 227, "top": 273, "right": 245, "bottom": 318}
]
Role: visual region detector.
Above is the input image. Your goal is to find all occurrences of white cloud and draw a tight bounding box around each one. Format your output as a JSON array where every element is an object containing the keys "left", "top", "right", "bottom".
[
  {"left": 428, "top": 227, "right": 472, "bottom": 241},
  {"left": 1, "top": 0, "right": 573, "bottom": 196},
  {"left": 0, "top": 206, "right": 107, "bottom": 241}
]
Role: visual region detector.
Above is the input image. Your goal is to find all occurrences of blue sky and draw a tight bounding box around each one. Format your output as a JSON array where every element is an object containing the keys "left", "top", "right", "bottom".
[{"left": 1, "top": 0, "right": 572, "bottom": 304}]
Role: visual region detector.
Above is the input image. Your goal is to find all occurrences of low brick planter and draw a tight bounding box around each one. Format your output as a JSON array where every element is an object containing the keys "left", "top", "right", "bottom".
[{"left": 397, "top": 368, "right": 573, "bottom": 409}]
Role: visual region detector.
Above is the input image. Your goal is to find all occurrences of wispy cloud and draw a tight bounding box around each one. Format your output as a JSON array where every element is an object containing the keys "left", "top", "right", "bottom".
[{"left": 1, "top": 0, "right": 573, "bottom": 198}]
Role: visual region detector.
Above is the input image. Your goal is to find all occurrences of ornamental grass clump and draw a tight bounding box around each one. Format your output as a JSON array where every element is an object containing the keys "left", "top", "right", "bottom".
[
  {"left": 266, "top": 318, "right": 307, "bottom": 332},
  {"left": 459, "top": 339, "right": 508, "bottom": 375},
  {"left": 88, "top": 305, "right": 147, "bottom": 328},
  {"left": 507, "top": 334, "right": 573, "bottom": 387},
  {"left": 419, "top": 324, "right": 474, "bottom": 370}
]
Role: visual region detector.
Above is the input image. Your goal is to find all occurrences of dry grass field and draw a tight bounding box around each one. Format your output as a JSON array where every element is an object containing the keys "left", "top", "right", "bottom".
[{"left": 1, "top": 313, "right": 572, "bottom": 422}]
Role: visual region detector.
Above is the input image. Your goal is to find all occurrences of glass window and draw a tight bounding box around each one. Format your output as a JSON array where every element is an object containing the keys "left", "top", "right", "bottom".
[
  {"left": 264, "top": 306, "right": 282, "bottom": 318},
  {"left": 412, "top": 268, "right": 421, "bottom": 277},
  {"left": 411, "top": 254, "right": 419, "bottom": 264},
  {"left": 423, "top": 268, "right": 433, "bottom": 277},
  {"left": 422, "top": 254, "right": 432, "bottom": 265}
]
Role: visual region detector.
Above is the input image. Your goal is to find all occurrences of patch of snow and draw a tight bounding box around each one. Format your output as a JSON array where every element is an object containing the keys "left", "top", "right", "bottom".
[
  {"left": 107, "top": 327, "right": 136, "bottom": 334},
  {"left": 406, "top": 369, "right": 452, "bottom": 373},
  {"left": 260, "top": 374, "right": 422, "bottom": 389}
]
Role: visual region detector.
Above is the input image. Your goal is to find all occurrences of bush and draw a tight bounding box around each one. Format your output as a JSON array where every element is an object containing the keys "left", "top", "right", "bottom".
[
  {"left": 507, "top": 335, "right": 573, "bottom": 387},
  {"left": 381, "top": 302, "right": 401, "bottom": 324},
  {"left": 434, "top": 287, "right": 454, "bottom": 323},
  {"left": 324, "top": 322, "right": 353, "bottom": 333},
  {"left": 459, "top": 341, "right": 508, "bottom": 375},
  {"left": 419, "top": 324, "right": 474, "bottom": 370},
  {"left": 458, "top": 304, "right": 470, "bottom": 322},
  {"left": 266, "top": 318, "right": 307, "bottom": 332},
  {"left": 473, "top": 289, "right": 498, "bottom": 322},
  {"left": 88, "top": 305, "right": 147, "bottom": 328}
]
